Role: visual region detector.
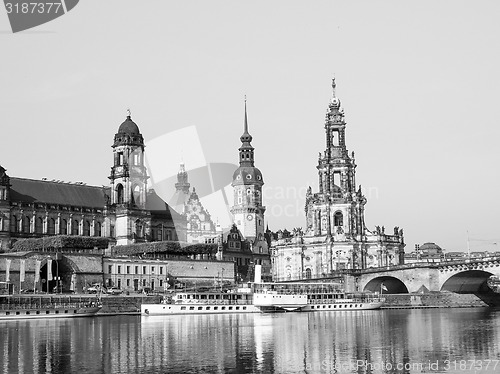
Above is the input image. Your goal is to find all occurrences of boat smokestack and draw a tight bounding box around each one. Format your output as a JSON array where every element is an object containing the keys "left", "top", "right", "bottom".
[{"left": 254, "top": 264, "right": 262, "bottom": 283}]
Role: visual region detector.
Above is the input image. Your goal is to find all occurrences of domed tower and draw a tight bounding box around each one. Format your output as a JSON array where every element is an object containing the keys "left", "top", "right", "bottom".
[
  {"left": 230, "top": 101, "right": 266, "bottom": 246},
  {"left": 109, "top": 111, "right": 150, "bottom": 245},
  {"left": 109, "top": 110, "right": 148, "bottom": 208}
]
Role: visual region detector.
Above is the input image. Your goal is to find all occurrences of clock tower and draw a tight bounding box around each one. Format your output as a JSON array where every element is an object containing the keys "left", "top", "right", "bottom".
[{"left": 230, "top": 100, "right": 266, "bottom": 249}]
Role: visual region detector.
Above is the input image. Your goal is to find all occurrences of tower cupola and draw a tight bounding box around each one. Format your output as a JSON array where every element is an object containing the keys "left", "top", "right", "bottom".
[{"left": 113, "top": 110, "right": 144, "bottom": 148}]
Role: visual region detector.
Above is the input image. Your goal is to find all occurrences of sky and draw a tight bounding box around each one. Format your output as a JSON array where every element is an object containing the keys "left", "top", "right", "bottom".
[{"left": 1, "top": 1, "right": 500, "bottom": 253}]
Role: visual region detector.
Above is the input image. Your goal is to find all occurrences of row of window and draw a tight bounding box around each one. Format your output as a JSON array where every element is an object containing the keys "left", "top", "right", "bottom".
[
  {"left": 109, "top": 278, "right": 163, "bottom": 289},
  {"left": 115, "top": 151, "right": 142, "bottom": 167},
  {"left": 9, "top": 216, "right": 106, "bottom": 236},
  {"left": 4, "top": 309, "right": 80, "bottom": 316},
  {"left": 179, "top": 306, "right": 247, "bottom": 311},
  {"left": 310, "top": 304, "right": 362, "bottom": 309},
  {"left": 109, "top": 264, "right": 167, "bottom": 276}
]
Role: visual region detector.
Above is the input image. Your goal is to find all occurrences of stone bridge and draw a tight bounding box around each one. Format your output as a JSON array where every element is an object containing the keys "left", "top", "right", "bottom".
[{"left": 342, "top": 256, "right": 500, "bottom": 293}]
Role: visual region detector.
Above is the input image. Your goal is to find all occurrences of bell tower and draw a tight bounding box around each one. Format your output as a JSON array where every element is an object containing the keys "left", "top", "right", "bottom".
[
  {"left": 230, "top": 100, "right": 266, "bottom": 247},
  {"left": 109, "top": 110, "right": 150, "bottom": 244},
  {"left": 305, "top": 79, "right": 367, "bottom": 240}
]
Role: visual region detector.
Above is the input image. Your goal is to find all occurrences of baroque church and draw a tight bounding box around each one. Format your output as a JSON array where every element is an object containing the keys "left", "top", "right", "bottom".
[
  {"left": 271, "top": 80, "right": 405, "bottom": 281},
  {"left": 0, "top": 112, "right": 184, "bottom": 251}
]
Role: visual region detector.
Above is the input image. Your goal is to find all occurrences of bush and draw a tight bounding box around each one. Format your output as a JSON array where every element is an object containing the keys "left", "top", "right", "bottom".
[
  {"left": 11, "top": 235, "right": 110, "bottom": 252},
  {"left": 114, "top": 241, "right": 218, "bottom": 256}
]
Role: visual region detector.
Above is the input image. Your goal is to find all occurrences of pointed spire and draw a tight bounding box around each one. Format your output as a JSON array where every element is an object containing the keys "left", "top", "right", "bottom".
[
  {"left": 244, "top": 95, "right": 248, "bottom": 134},
  {"left": 330, "top": 77, "right": 340, "bottom": 106},
  {"left": 240, "top": 95, "right": 253, "bottom": 143}
]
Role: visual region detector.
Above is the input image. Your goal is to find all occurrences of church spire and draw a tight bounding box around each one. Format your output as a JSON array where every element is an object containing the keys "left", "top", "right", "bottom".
[
  {"left": 240, "top": 96, "right": 253, "bottom": 144},
  {"left": 239, "top": 97, "right": 254, "bottom": 166}
]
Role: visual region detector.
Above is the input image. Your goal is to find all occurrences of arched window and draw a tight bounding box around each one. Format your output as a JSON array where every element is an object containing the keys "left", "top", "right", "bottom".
[
  {"left": 22, "top": 216, "right": 31, "bottom": 233},
  {"left": 132, "top": 185, "right": 141, "bottom": 206},
  {"left": 95, "top": 222, "right": 102, "bottom": 237},
  {"left": 10, "top": 215, "right": 17, "bottom": 233},
  {"left": 47, "top": 218, "right": 55, "bottom": 235},
  {"left": 135, "top": 220, "right": 143, "bottom": 238},
  {"left": 72, "top": 220, "right": 79, "bottom": 235},
  {"left": 61, "top": 219, "right": 68, "bottom": 235},
  {"left": 305, "top": 268, "right": 312, "bottom": 279},
  {"left": 83, "top": 220, "right": 91, "bottom": 236},
  {"left": 116, "top": 184, "right": 124, "bottom": 204},
  {"left": 334, "top": 211, "right": 343, "bottom": 226},
  {"left": 35, "top": 217, "right": 43, "bottom": 234}
]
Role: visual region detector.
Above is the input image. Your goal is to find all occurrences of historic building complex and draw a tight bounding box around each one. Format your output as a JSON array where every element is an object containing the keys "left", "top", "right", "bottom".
[
  {"left": 271, "top": 80, "right": 405, "bottom": 281},
  {"left": 0, "top": 103, "right": 273, "bottom": 291},
  {"left": 0, "top": 113, "right": 183, "bottom": 251}
]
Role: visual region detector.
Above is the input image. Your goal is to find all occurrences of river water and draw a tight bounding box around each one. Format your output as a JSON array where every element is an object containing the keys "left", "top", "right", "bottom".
[{"left": 1, "top": 308, "right": 500, "bottom": 373}]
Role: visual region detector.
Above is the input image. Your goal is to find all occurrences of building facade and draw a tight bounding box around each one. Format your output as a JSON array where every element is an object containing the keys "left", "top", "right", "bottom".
[
  {"left": 271, "top": 80, "right": 405, "bottom": 281},
  {"left": 0, "top": 113, "right": 183, "bottom": 252}
]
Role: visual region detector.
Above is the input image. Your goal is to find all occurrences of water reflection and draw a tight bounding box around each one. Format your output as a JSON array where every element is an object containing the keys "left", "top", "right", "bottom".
[{"left": 0, "top": 308, "right": 499, "bottom": 373}]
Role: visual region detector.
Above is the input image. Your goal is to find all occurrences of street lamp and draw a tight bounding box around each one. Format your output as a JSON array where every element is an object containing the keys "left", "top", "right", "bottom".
[
  {"left": 55, "top": 258, "right": 59, "bottom": 294},
  {"left": 221, "top": 268, "right": 225, "bottom": 292}
]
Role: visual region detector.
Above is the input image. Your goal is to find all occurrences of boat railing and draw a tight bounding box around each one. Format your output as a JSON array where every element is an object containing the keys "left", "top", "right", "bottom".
[{"left": 173, "top": 298, "right": 253, "bottom": 306}]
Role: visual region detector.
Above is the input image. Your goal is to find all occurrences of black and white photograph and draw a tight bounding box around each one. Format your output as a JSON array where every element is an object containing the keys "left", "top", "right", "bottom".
[{"left": 1, "top": 1, "right": 500, "bottom": 373}]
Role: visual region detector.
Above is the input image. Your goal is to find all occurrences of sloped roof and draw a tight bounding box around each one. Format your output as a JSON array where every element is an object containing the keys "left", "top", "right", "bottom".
[
  {"left": 146, "top": 189, "right": 183, "bottom": 221},
  {"left": 9, "top": 178, "right": 107, "bottom": 208}
]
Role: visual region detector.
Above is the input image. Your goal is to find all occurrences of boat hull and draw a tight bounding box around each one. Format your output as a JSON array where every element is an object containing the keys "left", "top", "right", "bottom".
[
  {"left": 301, "top": 301, "right": 384, "bottom": 312},
  {"left": 141, "top": 303, "right": 260, "bottom": 315},
  {"left": 0, "top": 306, "right": 101, "bottom": 320}
]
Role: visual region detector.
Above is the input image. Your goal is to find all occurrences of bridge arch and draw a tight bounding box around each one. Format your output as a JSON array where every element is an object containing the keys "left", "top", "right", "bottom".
[
  {"left": 441, "top": 270, "right": 493, "bottom": 293},
  {"left": 364, "top": 276, "right": 409, "bottom": 294}
]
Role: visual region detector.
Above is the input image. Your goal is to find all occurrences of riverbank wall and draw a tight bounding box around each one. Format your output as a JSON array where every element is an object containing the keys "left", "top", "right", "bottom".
[
  {"left": 97, "top": 295, "right": 162, "bottom": 315},
  {"left": 381, "top": 292, "right": 500, "bottom": 309}
]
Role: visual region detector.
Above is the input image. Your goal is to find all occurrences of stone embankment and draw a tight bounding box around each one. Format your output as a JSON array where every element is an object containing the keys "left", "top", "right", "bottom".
[
  {"left": 382, "top": 292, "right": 500, "bottom": 309},
  {"left": 97, "top": 295, "right": 162, "bottom": 315}
]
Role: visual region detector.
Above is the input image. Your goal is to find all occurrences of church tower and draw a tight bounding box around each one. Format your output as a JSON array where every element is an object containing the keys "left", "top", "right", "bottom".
[
  {"left": 230, "top": 100, "right": 266, "bottom": 247},
  {"left": 305, "top": 79, "right": 367, "bottom": 241},
  {"left": 109, "top": 111, "right": 150, "bottom": 245},
  {"left": 175, "top": 162, "right": 190, "bottom": 194}
]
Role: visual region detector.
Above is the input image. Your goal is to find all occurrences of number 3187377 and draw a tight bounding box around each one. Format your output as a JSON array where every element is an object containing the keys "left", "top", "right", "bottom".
[{"left": 5, "top": 3, "right": 63, "bottom": 14}]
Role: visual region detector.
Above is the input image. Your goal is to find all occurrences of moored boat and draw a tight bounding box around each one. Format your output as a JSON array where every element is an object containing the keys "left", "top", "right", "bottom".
[
  {"left": 141, "top": 289, "right": 261, "bottom": 315},
  {"left": 0, "top": 296, "right": 102, "bottom": 320},
  {"left": 280, "top": 282, "right": 385, "bottom": 311},
  {"left": 141, "top": 282, "right": 383, "bottom": 316}
]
